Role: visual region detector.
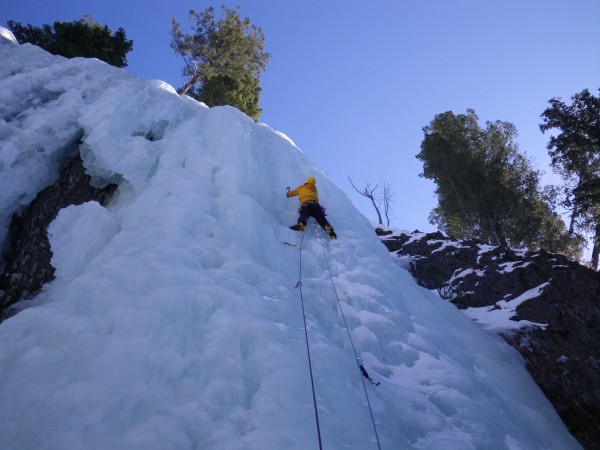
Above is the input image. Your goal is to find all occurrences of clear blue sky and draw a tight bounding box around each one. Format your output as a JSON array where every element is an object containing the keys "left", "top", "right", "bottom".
[{"left": 3, "top": 0, "right": 600, "bottom": 233}]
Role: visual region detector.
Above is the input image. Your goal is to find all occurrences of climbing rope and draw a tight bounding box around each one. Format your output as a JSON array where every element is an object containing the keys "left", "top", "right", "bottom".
[
  {"left": 288, "top": 227, "right": 382, "bottom": 450},
  {"left": 318, "top": 234, "right": 382, "bottom": 450},
  {"left": 295, "top": 232, "right": 324, "bottom": 450}
]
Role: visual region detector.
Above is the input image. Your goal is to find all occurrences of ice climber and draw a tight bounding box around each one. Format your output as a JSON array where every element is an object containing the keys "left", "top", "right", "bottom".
[{"left": 286, "top": 176, "right": 337, "bottom": 240}]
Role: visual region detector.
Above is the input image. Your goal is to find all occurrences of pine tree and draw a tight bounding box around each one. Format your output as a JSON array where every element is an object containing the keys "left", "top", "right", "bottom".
[
  {"left": 7, "top": 15, "right": 133, "bottom": 67},
  {"left": 194, "top": 73, "right": 262, "bottom": 120},
  {"left": 417, "top": 109, "right": 578, "bottom": 255},
  {"left": 170, "top": 6, "right": 271, "bottom": 121},
  {"left": 540, "top": 88, "right": 600, "bottom": 267}
]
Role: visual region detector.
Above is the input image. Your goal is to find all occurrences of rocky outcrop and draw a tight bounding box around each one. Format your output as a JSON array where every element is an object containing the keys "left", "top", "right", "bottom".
[
  {"left": 376, "top": 228, "right": 600, "bottom": 450},
  {"left": 0, "top": 150, "right": 116, "bottom": 320}
]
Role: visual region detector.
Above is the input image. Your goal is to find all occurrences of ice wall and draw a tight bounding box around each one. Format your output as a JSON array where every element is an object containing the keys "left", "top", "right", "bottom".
[{"left": 0, "top": 33, "right": 581, "bottom": 449}]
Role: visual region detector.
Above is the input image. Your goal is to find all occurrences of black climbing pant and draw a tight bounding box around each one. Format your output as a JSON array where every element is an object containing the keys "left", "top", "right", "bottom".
[{"left": 298, "top": 202, "right": 333, "bottom": 232}]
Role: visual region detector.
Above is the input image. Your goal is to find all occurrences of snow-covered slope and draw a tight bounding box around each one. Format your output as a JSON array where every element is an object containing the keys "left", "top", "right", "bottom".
[{"left": 0, "top": 32, "right": 581, "bottom": 449}]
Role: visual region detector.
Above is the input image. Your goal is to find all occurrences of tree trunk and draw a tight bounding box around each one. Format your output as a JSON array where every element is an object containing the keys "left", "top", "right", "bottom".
[
  {"left": 370, "top": 196, "right": 383, "bottom": 225},
  {"left": 568, "top": 208, "right": 577, "bottom": 235},
  {"left": 592, "top": 223, "right": 600, "bottom": 270},
  {"left": 178, "top": 72, "right": 202, "bottom": 96},
  {"left": 569, "top": 173, "right": 584, "bottom": 235}
]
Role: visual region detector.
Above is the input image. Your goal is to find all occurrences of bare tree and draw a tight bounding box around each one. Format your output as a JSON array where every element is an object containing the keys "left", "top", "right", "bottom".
[
  {"left": 348, "top": 176, "right": 394, "bottom": 226},
  {"left": 382, "top": 181, "right": 394, "bottom": 226}
]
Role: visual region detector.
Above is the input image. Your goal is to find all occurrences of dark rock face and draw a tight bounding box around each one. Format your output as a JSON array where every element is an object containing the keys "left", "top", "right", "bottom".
[
  {"left": 376, "top": 228, "right": 600, "bottom": 450},
  {"left": 0, "top": 151, "right": 116, "bottom": 321}
]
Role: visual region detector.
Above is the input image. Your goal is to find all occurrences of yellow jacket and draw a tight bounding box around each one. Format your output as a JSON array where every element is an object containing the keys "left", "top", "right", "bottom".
[{"left": 287, "top": 183, "right": 319, "bottom": 205}]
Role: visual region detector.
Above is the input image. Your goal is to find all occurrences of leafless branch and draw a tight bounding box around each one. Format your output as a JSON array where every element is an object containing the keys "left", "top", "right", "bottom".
[{"left": 348, "top": 175, "right": 385, "bottom": 224}]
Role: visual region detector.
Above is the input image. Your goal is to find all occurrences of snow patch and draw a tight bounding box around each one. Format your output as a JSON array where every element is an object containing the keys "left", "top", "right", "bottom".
[
  {"left": 464, "top": 282, "right": 550, "bottom": 332},
  {"left": 0, "top": 26, "right": 18, "bottom": 44}
]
